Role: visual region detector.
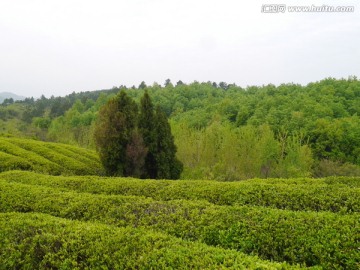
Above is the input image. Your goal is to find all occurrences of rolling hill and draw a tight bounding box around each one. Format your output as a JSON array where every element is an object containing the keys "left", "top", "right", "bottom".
[{"left": 0, "top": 136, "right": 104, "bottom": 175}]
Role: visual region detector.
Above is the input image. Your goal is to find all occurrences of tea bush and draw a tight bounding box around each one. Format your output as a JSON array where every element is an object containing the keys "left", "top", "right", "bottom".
[
  {"left": 0, "top": 137, "right": 104, "bottom": 175},
  {"left": 0, "top": 212, "right": 301, "bottom": 269},
  {"left": 1, "top": 170, "right": 358, "bottom": 213},
  {"left": 0, "top": 181, "right": 358, "bottom": 269}
]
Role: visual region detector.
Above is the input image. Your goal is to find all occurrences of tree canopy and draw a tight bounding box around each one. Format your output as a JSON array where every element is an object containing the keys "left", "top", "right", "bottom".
[{"left": 2, "top": 76, "right": 360, "bottom": 179}]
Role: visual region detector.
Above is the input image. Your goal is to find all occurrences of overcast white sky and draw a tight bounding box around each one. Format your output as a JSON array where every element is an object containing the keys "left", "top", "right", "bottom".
[{"left": 0, "top": 0, "right": 359, "bottom": 98}]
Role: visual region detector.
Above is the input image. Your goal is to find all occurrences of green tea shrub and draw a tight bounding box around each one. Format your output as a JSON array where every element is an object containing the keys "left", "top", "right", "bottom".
[
  {"left": 0, "top": 137, "right": 104, "bottom": 175},
  {"left": 0, "top": 181, "right": 358, "bottom": 269},
  {"left": 1, "top": 170, "right": 358, "bottom": 213},
  {"left": 0, "top": 212, "right": 300, "bottom": 269}
]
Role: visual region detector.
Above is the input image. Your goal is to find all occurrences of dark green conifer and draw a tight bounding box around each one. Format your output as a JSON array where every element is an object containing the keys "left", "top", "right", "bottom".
[
  {"left": 139, "top": 91, "right": 158, "bottom": 178},
  {"left": 94, "top": 91, "right": 138, "bottom": 176},
  {"left": 95, "top": 90, "right": 182, "bottom": 179},
  {"left": 154, "top": 105, "right": 183, "bottom": 179}
]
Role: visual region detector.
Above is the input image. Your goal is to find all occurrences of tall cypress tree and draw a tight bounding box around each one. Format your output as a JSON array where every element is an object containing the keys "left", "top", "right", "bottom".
[
  {"left": 139, "top": 91, "right": 183, "bottom": 179},
  {"left": 154, "top": 105, "right": 183, "bottom": 179},
  {"left": 94, "top": 91, "right": 138, "bottom": 176},
  {"left": 138, "top": 91, "right": 158, "bottom": 178}
]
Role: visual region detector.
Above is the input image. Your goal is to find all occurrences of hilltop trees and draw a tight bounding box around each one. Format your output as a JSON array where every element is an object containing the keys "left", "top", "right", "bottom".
[
  {"left": 94, "top": 90, "right": 182, "bottom": 179},
  {"left": 2, "top": 77, "right": 360, "bottom": 179}
]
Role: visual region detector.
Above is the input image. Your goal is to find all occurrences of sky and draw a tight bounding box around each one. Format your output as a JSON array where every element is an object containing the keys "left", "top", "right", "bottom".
[{"left": 0, "top": 0, "right": 359, "bottom": 98}]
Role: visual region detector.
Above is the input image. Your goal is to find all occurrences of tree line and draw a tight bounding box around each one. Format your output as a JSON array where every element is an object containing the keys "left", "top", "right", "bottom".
[{"left": 1, "top": 76, "right": 360, "bottom": 179}]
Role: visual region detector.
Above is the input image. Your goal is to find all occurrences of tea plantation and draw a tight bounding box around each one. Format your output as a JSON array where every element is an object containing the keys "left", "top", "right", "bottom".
[
  {"left": 0, "top": 136, "right": 104, "bottom": 175},
  {"left": 0, "top": 139, "right": 359, "bottom": 269}
]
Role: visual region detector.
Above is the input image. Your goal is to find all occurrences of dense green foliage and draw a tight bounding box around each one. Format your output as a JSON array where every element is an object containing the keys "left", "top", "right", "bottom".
[
  {"left": 138, "top": 90, "right": 158, "bottom": 178},
  {"left": 0, "top": 136, "right": 104, "bottom": 175},
  {"left": 94, "top": 91, "right": 140, "bottom": 176},
  {"left": 1, "top": 162, "right": 359, "bottom": 268},
  {"left": 0, "top": 180, "right": 358, "bottom": 268},
  {"left": 2, "top": 171, "right": 358, "bottom": 213},
  {"left": 94, "top": 91, "right": 182, "bottom": 179},
  {"left": 1, "top": 213, "right": 299, "bottom": 269},
  {"left": 2, "top": 77, "right": 359, "bottom": 179},
  {"left": 173, "top": 122, "right": 313, "bottom": 180},
  {"left": 150, "top": 106, "right": 183, "bottom": 179}
]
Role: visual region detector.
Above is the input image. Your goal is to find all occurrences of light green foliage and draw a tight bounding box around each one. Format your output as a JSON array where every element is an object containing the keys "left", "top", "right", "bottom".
[
  {"left": 314, "top": 159, "right": 360, "bottom": 177},
  {"left": 3, "top": 77, "right": 360, "bottom": 178},
  {"left": 0, "top": 151, "right": 32, "bottom": 171},
  {"left": 309, "top": 116, "right": 360, "bottom": 164},
  {"left": 0, "top": 212, "right": 299, "bottom": 269},
  {"left": 275, "top": 132, "right": 313, "bottom": 178},
  {"left": 47, "top": 99, "right": 99, "bottom": 147},
  {"left": 0, "top": 179, "right": 358, "bottom": 268},
  {"left": 173, "top": 122, "right": 313, "bottom": 180},
  {"left": 1, "top": 171, "right": 359, "bottom": 213},
  {"left": 0, "top": 137, "right": 104, "bottom": 175},
  {"left": 32, "top": 117, "right": 51, "bottom": 129}
]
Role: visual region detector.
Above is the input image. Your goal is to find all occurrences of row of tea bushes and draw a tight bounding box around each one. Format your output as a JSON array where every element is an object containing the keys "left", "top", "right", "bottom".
[
  {"left": 0, "top": 137, "right": 104, "bottom": 175},
  {"left": 0, "top": 181, "right": 358, "bottom": 269},
  {"left": 245, "top": 176, "right": 360, "bottom": 188},
  {"left": 1, "top": 170, "right": 358, "bottom": 213},
  {"left": 0, "top": 212, "right": 301, "bottom": 269},
  {"left": 0, "top": 151, "right": 33, "bottom": 171},
  {"left": 9, "top": 137, "right": 101, "bottom": 173},
  {"left": 0, "top": 139, "right": 63, "bottom": 174},
  {"left": 323, "top": 176, "right": 360, "bottom": 187}
]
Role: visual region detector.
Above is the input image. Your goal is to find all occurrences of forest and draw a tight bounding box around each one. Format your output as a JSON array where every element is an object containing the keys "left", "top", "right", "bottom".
[{"left": 1, "top": 76, "right": 359, "bottom": 180}]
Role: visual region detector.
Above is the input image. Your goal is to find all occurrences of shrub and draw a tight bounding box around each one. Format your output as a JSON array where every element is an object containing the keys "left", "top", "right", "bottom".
[
  {"left": 0, "top": 181, "right": 358, "bottom": 268},
  {"left": 0, "top": 137, "right": 104, "bottom": 175},
  {"left": 1, "top": 170, "right": 358, "bottom": 213},
  {"left": 0, "top": 212, "right": 299, "bottom": 269}
]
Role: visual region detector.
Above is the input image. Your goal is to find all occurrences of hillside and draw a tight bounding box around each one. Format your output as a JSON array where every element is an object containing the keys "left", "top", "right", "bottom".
[
  {"left": 1, "top": 77, "right": 360, "bottom": 179},
  {"left": 0, "top": 92, "right": 26, "bottom": 103},
  {"left": 0, "top": 136, "right": 104, "bottom": 175}
]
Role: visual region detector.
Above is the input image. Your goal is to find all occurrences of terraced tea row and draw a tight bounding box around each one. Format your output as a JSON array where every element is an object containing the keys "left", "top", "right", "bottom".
[
  {"left": 2, "top": 170, "right": 358, "bottom": 213},
  {"left": 1, "top": 212, "right": 302, "bottom": 270},
  {"left": 0, "top": 181, "right": 358, "bottom": 269},
  {"left": 0, "top": 137, "right": 104, "bottom": 175}
]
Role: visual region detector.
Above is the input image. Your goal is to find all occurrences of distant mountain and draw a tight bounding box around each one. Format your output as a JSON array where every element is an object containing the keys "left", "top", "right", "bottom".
[{"left": 0, "top": 92, "right": 26, "bottom": 103}]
